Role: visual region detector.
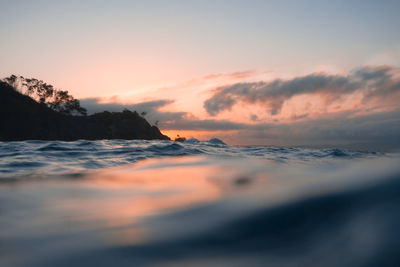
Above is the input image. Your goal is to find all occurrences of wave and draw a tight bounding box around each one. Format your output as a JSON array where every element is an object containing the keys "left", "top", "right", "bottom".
[{"left": 0, "top": 140, "right": 384, "bottom": 178}]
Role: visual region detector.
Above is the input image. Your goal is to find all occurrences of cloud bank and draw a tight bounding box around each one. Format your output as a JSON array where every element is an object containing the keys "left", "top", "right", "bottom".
[{"left": 204, "top": 65, "right": 400, "bottom": 116}]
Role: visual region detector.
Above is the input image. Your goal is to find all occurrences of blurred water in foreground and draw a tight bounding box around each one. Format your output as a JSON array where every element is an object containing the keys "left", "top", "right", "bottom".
[{"left": 0, "top": 140, "right": 400, "bottom": 266}]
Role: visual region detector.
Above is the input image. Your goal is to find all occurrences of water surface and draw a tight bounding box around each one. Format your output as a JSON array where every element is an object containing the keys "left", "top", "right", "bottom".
[{"left": 0, "top": 140, "right": 399, "bottom": 266}]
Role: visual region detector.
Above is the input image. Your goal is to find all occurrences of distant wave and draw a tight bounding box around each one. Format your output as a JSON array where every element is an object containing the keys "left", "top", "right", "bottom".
[{"left": 0, "top": 140, "right": 382, "bottom": 178}]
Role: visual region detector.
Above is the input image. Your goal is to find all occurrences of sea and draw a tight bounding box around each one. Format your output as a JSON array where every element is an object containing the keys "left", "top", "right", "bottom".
[{"left": 0, "top": 139, "right": 400, "bottom": 267}]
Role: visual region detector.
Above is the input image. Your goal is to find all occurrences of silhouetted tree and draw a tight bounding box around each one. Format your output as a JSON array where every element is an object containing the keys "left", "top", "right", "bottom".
[{"left": 2, "top": 75, "right": 87, "bottom": 116}]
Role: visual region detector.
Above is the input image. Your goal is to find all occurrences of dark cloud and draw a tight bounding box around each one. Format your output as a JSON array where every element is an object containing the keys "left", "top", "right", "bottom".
[
  {"left": 162, "top": 118, "right": 246, "bottom": 131},
  {"left": 218, "top": 109, "right": 400, "bottom": 150},
  {"left": 250, "top": 114, "right": 259, "bottom": 121},
  {"left": 204, "top": 65, "right": 400, "bottom": 116},
  {"left": 80, "top": 98, "right": 173, "bottom": 114},
  {"left": 80, "top": 98, "right": 187, "bottom": 126}
]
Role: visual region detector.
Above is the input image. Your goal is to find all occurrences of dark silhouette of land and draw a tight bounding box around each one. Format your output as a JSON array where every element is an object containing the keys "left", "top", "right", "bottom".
[{"left": 0, "top": 81, "right": 170, "bottom": 141}]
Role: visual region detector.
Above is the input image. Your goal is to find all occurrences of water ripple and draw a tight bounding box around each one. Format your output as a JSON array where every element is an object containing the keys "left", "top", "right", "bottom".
[{"left": 0, "top": 140, "right": 382, "bottom": 178}]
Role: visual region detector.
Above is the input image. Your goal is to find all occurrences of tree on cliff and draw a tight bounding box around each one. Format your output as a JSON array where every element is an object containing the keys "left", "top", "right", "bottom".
[{"left": 2, "top": 75, "right": 87, "bottom": 116}]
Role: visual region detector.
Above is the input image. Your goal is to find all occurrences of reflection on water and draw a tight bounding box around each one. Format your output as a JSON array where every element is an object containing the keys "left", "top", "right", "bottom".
[{"left": 1, "top": 155, "right": 400, "bottom": 266}]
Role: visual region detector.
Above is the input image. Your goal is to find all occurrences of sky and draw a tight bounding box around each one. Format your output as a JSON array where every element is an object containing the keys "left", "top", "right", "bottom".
[{"left": 1, "top": 0, "right": 400, "bottom": 149}]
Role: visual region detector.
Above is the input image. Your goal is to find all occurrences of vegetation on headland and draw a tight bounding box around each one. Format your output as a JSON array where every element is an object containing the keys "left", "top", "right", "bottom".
[
  {"left": 3, "top": 75, "right": 87, "bottom": 116},
  {"left": 0, "top": 77, "right": 170, "bottom": 141}
]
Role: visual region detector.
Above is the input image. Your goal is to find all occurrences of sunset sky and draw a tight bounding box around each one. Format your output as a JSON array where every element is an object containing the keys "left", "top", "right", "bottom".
[{"left": 1, "top": 0, "right": 400, "bottom": 148}]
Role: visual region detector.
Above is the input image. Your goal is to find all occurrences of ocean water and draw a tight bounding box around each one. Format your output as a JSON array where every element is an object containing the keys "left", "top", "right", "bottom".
[
  {"left": 0, "top": 140, "right": 399, "bottom": 266},
  {"left": 0, "top": 139, "right": 381, "bottom": 178}
]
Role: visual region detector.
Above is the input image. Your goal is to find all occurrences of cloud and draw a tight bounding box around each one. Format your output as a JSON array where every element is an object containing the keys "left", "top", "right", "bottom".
[
  {"left": 204, "top": 65, "right": 400, "bottom": 116},
  {"left": 80, "top": 98, "right": 187, "bottom": 125},
  {"left": 162, "top": 118, "right": 246, "bottom": 131},
  {"left": 252, "top": 109, "right": 400, "bottom": 144},
  {"left": 188, "top": 109, "right": 400, "bottom": 150},
  {"left": 201, "top": 70, "right": 259, "bottom": 80},
  {"left": 81, "top": 98, "right": 174, "bottom": 114}
]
